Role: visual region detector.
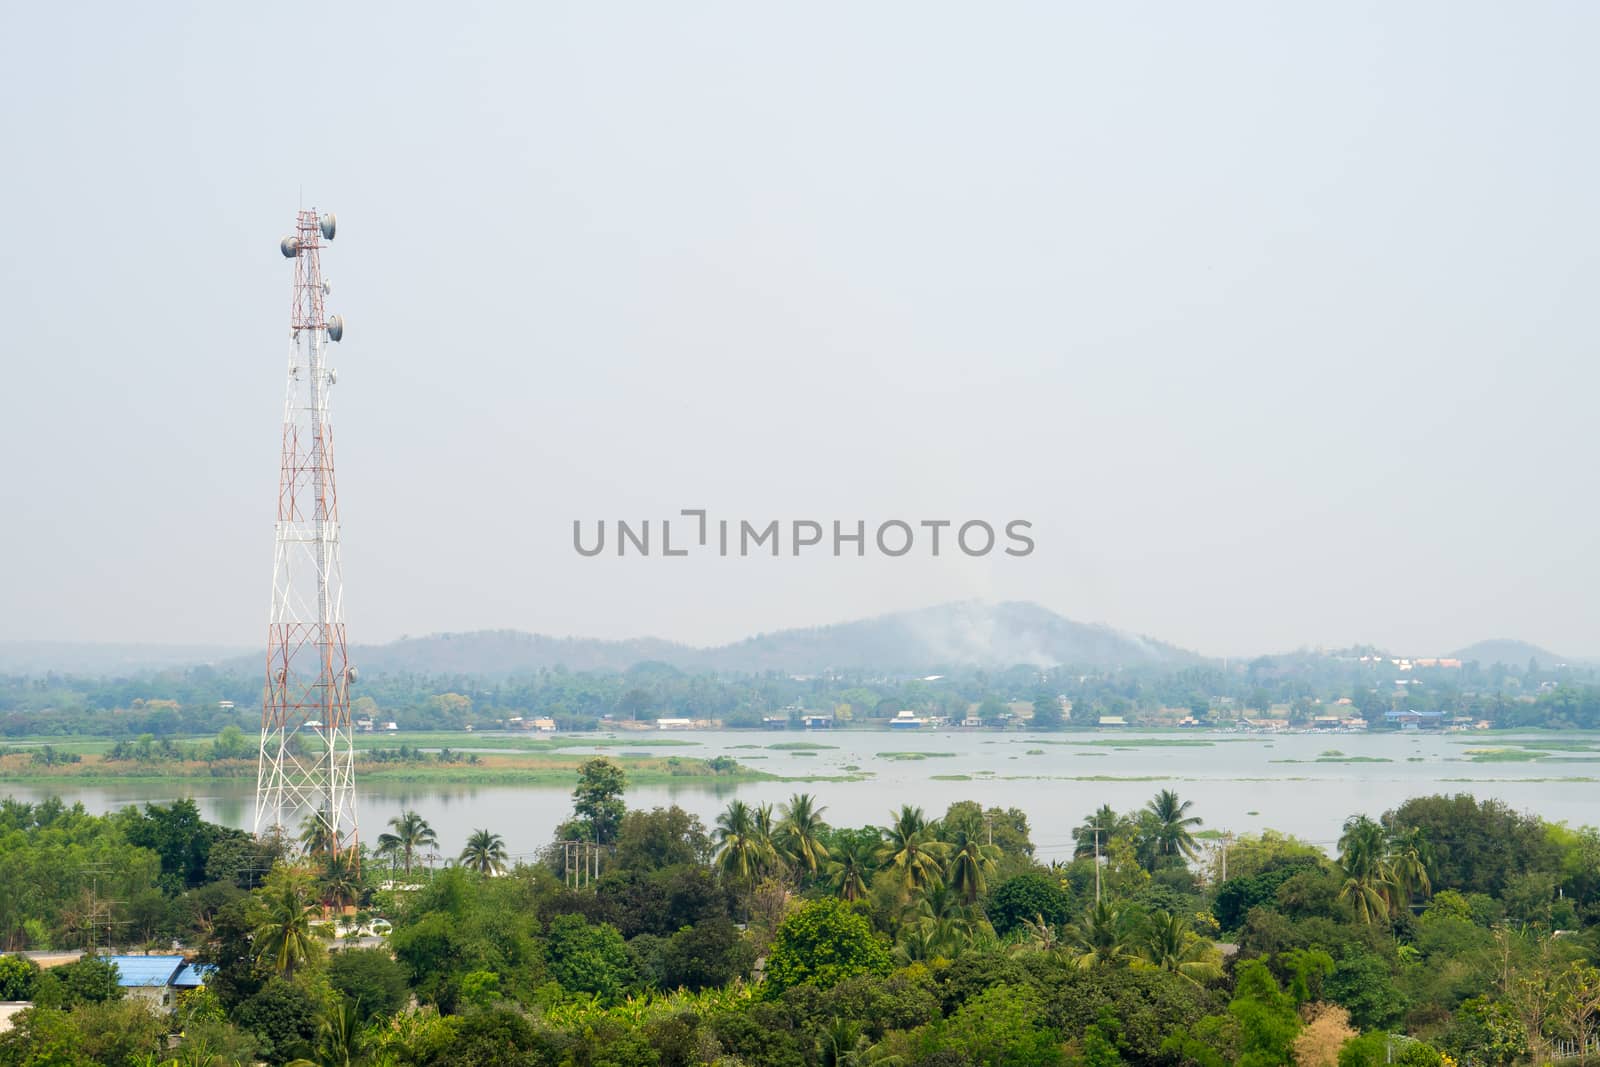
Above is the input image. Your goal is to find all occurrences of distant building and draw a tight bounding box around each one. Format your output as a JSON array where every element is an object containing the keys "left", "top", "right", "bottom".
[
  {"left": 531, "top": 717, "right": 557, "bottom": 733},
  {"left": 656, "top": 718, "right": 694, "bottom": 730},
  {"left": 1097, "top": 715, "right": 1129, "bottom": 727},
  {"left": 104, "top": 956, "right": 211, "bottom": 1012},
  {"left": 762, "top": 715, "right": 788, "bottom": 730},
  {"left": 801, "top": 713, "right": 834, "bottom": 730},
  {"left": 889, "top": 711, "right": 926, "bottom": 729},
  {"left": 960, "top": 716, "right": 983, "bottom": 728},
  {"left": 1385, "top": 710, "right": 1445, "bottom": 730},
  {"left": 1177, "top": 715, "right": 1203, "bottom": 728}
]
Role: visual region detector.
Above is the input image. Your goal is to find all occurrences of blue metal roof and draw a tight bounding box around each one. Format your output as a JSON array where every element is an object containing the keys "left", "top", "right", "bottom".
[
  {"left": 105, "top": 955, "right": 185, "bottom": 987},
  {"left": 171, "top": 963, "right": 213, "bottom": 988}
]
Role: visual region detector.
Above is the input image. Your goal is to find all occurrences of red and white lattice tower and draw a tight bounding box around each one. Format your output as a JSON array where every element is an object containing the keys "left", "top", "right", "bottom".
[{"left": 255, "top": 208, "right": 359, "bottom": 861}]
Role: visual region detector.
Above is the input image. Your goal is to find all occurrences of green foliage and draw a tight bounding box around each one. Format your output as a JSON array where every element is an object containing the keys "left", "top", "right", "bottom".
[
  {"left": 0, "top": 955, "right": 40, "bottom": 1001},
  {"left": 914, "top": 982, "right": 1063, "bottom": 1066},
  {"left": 233, "top": 977, "right": 320, "bottom": 1064},
  {"left": 327, "top": 947, "right": 410, "bottom": 1021},
  {"left": 546, "top": 913, "right": 635, "bottom": 1001},
  {"left": 987, "top": 872, "right": 1071, "bottom": 936},
  {"left": 32, "top": 954, "right": 121, "bottom": 1010},
  {"left": 572, "top": 758, "right": 628, "bottom": 845},
  {"left": 763, "top": 898, "right": 891, "bottom": 997}
]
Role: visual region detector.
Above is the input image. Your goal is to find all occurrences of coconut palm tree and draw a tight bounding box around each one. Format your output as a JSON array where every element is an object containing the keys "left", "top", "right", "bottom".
[
  {"left": 715, "top": 800, "right": 777, "bottom": 888},
  {"left": 376, "top": 810, "right": 437, "bottom": 876},
  {"left": 251, "top": 865, "right": 332, "bottom": 980},
  {"left": 1073, "top": 804, "right": 1125, "bottom": 859},
  {"left": 1337, "top": 815, "right": 1396, "bottom": 924},
  {"left": 318, "top": 851, "right": 362, "bottom": 911},
  {"left": 299, "top": 809, "right": 334, "bottom": 857},
  {"left": 286, "top": 997, "right": 364, "bottom": 1067},
  {"left": 943, "top": 826, "right": 1001, "bottom": 905},
  {"left": 1137, "top": 909, "right": 1223, "bottom": 985},
  {"left": 826, "top": 835, "right": 876, "bottom": 902},
  {"left": 877, "top": 806, "right": 947, "bottom": 895},
  {"left": 1143, "top": 790, "right": 1203, "bottom": 863},
  {"left": 1387, "top": 826, "right": 1433, "bottom": 912},
  {"left": 1066, "top": 899, "right": 1138, "bottom": 969},
  {"left": 912, "top": 882, "right": 983, "bottom": 957},
  {"left": 459, "top": 828, "right": 508, "bottom": 876},
  {"left": 777, "top": 793, "right": 831, "bottom": 878}
]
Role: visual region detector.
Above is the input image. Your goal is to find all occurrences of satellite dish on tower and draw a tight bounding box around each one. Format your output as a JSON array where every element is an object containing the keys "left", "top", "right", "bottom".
[
  {"left": 280, "top": 236, "right": 299, "bottom": 258},
  {"left": 320, "top": 213, "right": 337, "bottom": 241},
  {"left": 327, "top": 315, "right": 344, "bottom": 342}
]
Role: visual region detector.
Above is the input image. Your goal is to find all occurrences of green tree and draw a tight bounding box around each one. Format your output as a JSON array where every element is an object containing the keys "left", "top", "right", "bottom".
[
  {"left": 546, "top": 913, "right": 635, "bottom": 1001},
  {"left": 0, "top": 955, "right": 40, "bottom": 1000},
  {"left": 763, "top": 898, "right": 891, "bottom": 997},
  {"left": 715, "top": 800, "right": 776, "bottom": 892},
  {"left": 327, "top": 948, "right": 409, "bottom": 1022},
  {"left": 1336, "top": 815, "right": 1396, "bottom": 924},
  {"left": 375, "top": 810, "right": 437, "bottom": 876},
  {"left": 458, "top": 829, "right": 507, "bottom": 875},
  {"left": 1032, "top": 691, "right": 1065, "bottom": 730},
  {"left": 826, "top": 835, "right": 877, "bottom": 902},
  {"left": 877, "top": 806, "right": 947, "bottom": 896},
  {"left": 572, "top": 758, "right": 627, "bottom": 845},
  {"left": 986, "top": 871, "right": 1071, "bottom": 937},
  {"left": 943, "top": 824, "right": 1001, "bottom": 904},
  {"left": 1137, "top": 909, "right": 1222, "bottom": 985},
  {"left": 250, "top": 864, "right": 331, "bottom": 980},
  {"left": 1229, "top": 959, "right": 1302, "bottom": 1067},
  {"left": 776, "top": 793, "right": 831, "bottom": 878},
  {"left": 1143, "top": 790, "right": 1203, "bottom": 865}
]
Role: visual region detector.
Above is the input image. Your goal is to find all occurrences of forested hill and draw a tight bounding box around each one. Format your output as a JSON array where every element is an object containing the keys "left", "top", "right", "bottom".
[{"left": 338, "top": 601, "right": 1199, "bottom": 677}]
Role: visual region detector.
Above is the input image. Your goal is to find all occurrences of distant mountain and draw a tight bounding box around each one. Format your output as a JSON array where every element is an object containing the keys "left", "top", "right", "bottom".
[
  {"left": 1450, "top": 639, "right": 1570, "bottom": 667},
  {"left": 0, "top": 641, "right": 247, "bottom": 675},
  {"left": 329, "top": 601, "right": 1198, "bottom": 677},
  {"left": 692, "top": 601, "right": 1195, "bottom": 674}
]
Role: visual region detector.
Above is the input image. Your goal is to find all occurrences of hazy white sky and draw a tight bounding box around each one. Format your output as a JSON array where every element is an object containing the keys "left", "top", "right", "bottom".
[{"left": 2, "top": 3, "right": 1596, "bottom": 658}]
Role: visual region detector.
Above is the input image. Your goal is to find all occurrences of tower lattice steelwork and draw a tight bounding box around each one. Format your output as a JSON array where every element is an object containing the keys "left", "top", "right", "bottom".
[{"left": 256, "top": 208, "right": 358, "bottom": 861}]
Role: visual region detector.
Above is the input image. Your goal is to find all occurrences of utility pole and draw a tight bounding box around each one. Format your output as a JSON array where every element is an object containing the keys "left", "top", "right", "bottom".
[
  {"left": 1093, "top": 827, "right": 1103, "bottom": 905},
  {"left": 1220, "top": 831, "right": 1234, "bottom": 882}
]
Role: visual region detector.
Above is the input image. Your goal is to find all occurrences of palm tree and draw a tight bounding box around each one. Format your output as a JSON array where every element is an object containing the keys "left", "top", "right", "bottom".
[
  {"left": 943, "top": 826, "right": 1001, "bottom": 905},
  {"left": 299, "top": 809, "right": 334, "bottom": 857},
  {"left": 1073, "top": 804, "right": 1125, "bottom": 859},
  {"left": 1137, "top": 910, "right": 1223, "bottom": 985},
  {"left": 777, "top": 793, "right": 831, "bottom": 877},
  {"left": 826, "top": 836, "right": 876, "bottom": 902},
  {"left": 1143, "top": 790, "right": 1203, "bottom": 863},
  {"left": 715, "top": 800, "right": 777, "bottom": 888},
  {"left": 1010, "top": 913, "right": 1064, "bottom": 956},
  {"left": 913, "top": 882, "right": 982, "bottom": 957},
  {"left": 286, "top": 997, "right": 365, "bottom": 1067},
  {"left": 877, "top": 806, "right": 947, "bottom": 896},
  {"left": 1387, "top": 826, "right": 1433, "bottom": 912},
  {"left": 1066, "top": 899, "right": 1138, "bottom": 969},
  {"left": 376, "top": 810, "right": 437, "bottom": 876},
  {"left": 1337, "top": 815, "right": 1396, "bottom": 924},
  {"left": 251, "top": 865, "right": 332, "bottom": 980},
  {"left": 319, "top": 851, "right": 361, "bottom": 911},
  {"left": 459, "top": 829, "right": 508, "bottom": 875}
]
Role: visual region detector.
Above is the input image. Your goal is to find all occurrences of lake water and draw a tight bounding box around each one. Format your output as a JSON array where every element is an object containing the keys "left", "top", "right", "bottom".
[{"left": 6, "top": 729, "right": 1596, "bottom": 867}]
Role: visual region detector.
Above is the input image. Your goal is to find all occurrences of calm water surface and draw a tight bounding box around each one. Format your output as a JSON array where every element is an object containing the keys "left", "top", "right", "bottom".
[{"left": 7, "top": 730, "right": 1595, "bottom": 865}]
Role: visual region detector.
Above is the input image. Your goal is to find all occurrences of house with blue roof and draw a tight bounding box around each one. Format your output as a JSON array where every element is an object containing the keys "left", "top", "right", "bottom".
[{"left": 104, "top": 955, "right": 211, "bottom": 1011}]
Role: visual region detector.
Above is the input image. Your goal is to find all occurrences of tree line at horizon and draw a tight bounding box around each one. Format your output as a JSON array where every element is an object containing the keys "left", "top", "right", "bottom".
[
  {"left": 3, "top": 655, "right": 1600, "bottom": 739},
  {"left": 1, "top": 756, "right": 1599, "bottom": 1065}
]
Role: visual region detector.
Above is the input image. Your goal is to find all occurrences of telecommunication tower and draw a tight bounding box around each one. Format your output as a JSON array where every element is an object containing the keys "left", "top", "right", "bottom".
[{"left": 255, "top": 208, "right": 359, "bottom": 862}]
